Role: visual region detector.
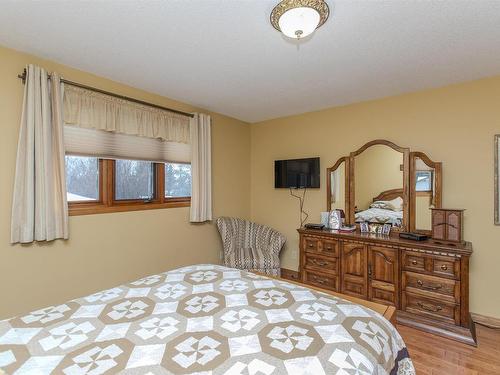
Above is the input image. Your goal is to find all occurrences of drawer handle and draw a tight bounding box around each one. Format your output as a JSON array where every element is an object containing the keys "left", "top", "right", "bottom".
[
  {"left": 416, "top": 280, "right": 443, "bottom": 291},
  {"left": 411, "top": 260, "right": 418, "bottom": 266},
  {"left": 308, "top": 243, "right": 314, "bottom": 248},
  {"left": 311, "top": 259, "right": 328, "bottom": 267},
  {"left": 417, "top": 302, "right": 443, "bottom": 312},
  {"left": 312, "top": 276, "right": 327, "bottom": 285},
  {"left": 440, "top": 264, "right": 448, "bottom": 271}
]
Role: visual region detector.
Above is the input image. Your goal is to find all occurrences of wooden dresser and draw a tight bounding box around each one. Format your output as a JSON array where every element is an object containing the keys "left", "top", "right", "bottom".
[{"left": 298, "top": 228, "right": 475, "bottom": 345}]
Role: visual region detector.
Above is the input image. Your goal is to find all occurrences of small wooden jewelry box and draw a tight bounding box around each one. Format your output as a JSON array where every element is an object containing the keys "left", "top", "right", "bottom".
[{"left": 431, "top": 208, "right": 465, "bottom": 243}]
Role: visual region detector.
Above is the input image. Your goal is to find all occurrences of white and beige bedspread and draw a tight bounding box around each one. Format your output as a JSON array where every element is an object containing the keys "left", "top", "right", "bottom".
[
  {"left": 0, "top": 264, "right": 415, "bottom": 374},
  {"left": 355, "top": 208, "right": 403, "bottom": 227}
]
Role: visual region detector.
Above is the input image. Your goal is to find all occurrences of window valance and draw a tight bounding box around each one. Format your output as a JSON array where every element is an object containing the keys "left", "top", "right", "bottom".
[{"left": 63, "top": 85, "right": 190, "bottom": 144}]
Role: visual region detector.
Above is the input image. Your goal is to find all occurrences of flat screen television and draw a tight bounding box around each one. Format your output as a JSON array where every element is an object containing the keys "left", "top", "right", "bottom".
[{"left": 274, "top": 157, "right": 320, "bottom": 188}]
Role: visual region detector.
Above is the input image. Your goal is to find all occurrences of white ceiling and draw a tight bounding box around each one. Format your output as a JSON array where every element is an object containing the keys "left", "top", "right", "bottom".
[{"left": 1, "top": 0, "right": 500, "bottom": 123}]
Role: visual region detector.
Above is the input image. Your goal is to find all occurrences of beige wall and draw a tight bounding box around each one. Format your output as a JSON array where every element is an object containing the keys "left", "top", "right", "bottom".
[
  {"left": 251, "top": 76, "right": 500, "bottom": 318},
  {"left": 354, "top": 145, "right": 403, "bottom": 210},
  {"left": 0, "top": 46, "right": 250, "bottom": 319}
]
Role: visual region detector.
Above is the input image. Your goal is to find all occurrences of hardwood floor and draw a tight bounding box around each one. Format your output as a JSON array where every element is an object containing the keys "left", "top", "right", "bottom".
[{"left": 397, "top": 324, "right": 500, "bottom": 374}]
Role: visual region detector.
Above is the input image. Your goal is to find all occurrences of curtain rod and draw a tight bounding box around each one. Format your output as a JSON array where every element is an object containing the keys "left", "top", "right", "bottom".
[{"left": 17, "top": 68, "right": 195, "bottom": 118}]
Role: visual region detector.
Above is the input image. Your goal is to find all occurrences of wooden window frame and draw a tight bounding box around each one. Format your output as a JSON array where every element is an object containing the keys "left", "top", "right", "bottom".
[{"left": 68, "top": 158, "right": 190, "bottom": 216}]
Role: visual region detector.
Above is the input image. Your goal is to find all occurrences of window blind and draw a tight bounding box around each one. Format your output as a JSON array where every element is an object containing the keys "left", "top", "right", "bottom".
[{"left": 64, "top": 125, "right": 190, "bottom": 164}]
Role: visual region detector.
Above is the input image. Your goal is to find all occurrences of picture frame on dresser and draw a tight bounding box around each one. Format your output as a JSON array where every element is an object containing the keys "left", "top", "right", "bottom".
[
  {"left": 382, "top": 223, "right": 392, "bottom": 235},
  {"left": 495, "top": 134, "right": 500, "bottom": 225},
  {"left": 360, "top": 222, "right": 369, "bottom": 233}
]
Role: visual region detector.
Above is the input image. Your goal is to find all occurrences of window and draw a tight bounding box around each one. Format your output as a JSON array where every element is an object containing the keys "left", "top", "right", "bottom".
[
  {"left": 115, "top": 160, "right": 154, "bottom": 201},
  {"left": 165, "top": 163, "right": 192, "bottom": 198},
  {"left": 65, "top": 157, "right": 191, "bottom": 215},
  {"left": 416, "top": 171, "right": 433, "bottom": 192},
  {"left": 65, "top": 156, "right": 99, "bottom": 202}
]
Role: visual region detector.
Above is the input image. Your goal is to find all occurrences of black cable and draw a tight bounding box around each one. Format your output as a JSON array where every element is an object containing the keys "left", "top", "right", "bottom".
[{"left": 290, "top": 187, "right": 309, "bottom": 227}]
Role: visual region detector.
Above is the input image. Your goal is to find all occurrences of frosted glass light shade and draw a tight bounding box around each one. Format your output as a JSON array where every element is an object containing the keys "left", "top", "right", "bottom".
[
  {"left": 278, "top": 7, "right": 321, "bottom": 39},
  {"left": 270, "top": 0, "right": 330, "bottom": 40}
]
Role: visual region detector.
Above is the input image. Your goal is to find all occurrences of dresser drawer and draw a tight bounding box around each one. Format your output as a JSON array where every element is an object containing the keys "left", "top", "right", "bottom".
[
  {"left": 303, "top": 237, "right": 320, "bottom": 252},
  {"left": 402, "top": 251, "right": 460, "bottom": 280},
  {"left": 321, "top": 239, "right": 339, "bottom": 256},
  {"left": 403, "top": 271, "right": 459, "bottom": 303},
  {"left": 304, "top": 270, "right": 339, "bottom": 291},
  {"left": 304, "top": 253, "right": 339, "bottom": 274},
  {"left": 402, "top": 292, "right": 460, "bottom": 325},
  {"left": 403, "top": 253, "right": 425, "bottom": 272},
  {"left": 433, "top": 259, "right": 459, "bottom": 278},
  {"left": 303, "top": 236, "right": 339, "bottom": 257}
]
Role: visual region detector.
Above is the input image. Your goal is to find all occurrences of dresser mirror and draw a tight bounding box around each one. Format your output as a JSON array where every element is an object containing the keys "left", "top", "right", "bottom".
[
  {"left": 327, "top": 140, "right": 441, "bottom": 232},
  {"left": 327, "top": 157, "right": 348, "bottom": 212},
  {"left": 410, "top": 152, "right": 442, "bottom": 233},
  {"left": 353, "top": 143, "right": 407, "bottom": 229}
]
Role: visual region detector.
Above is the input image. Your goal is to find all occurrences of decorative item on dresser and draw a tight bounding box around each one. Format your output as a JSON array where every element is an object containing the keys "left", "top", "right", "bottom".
[
  {"left": 297, "top": 139, "right": 476, "bottom": 345},
  {"left": 431, "top": 208, "right": 465, "bottom": 243}
]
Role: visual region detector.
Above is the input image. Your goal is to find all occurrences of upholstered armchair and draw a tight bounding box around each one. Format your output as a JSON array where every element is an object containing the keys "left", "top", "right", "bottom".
[{"left": 216, "top": 217, "right": 286, "bottom": 276}]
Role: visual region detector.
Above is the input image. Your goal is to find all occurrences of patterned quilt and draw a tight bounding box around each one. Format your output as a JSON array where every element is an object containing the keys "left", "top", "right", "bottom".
[
  {"left": 0, "top": 264, "right": 415, "bottom": 374},
  {"left": 355, "top": 208, "right": 403, "bottom": 227}
]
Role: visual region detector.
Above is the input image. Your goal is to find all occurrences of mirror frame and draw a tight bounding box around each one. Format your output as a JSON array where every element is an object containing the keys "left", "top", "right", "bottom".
[
  {"left": 326, "top": 139, "right": 442, "bottom": 233},
  {"left": 326, "top": 156, "right": 350, "bottom": 215},
  {"left": 409, "top": 152, "right": 442, "bottom": 233},
  {"left": 350, "top": 140, "right": 410, "bottom": 231}
]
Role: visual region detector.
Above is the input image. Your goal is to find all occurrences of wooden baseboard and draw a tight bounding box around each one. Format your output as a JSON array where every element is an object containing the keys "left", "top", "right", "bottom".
[
  {"left": 471, "top": 313, "right": 500, "bottom": 329},
  {"left": 280, "top": 268, "right": 300, "bottom": 281}
]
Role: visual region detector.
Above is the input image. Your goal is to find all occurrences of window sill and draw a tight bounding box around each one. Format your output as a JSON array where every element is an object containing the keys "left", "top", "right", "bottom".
[{"left": 69, "top": 199, "right": 191, "bottom": 216}]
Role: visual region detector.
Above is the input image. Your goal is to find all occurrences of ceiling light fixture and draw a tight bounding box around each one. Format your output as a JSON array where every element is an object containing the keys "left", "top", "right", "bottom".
[{"left": 270, "top": 0, "right": 330, "bottom": 40}]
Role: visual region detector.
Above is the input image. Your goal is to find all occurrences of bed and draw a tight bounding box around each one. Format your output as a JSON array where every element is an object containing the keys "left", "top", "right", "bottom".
[
  {"left": 355, "top": 188, "right": 404, "bottom": 227},
  {"left": 0, "top": 264, "right": 415, "bottom": 374}
]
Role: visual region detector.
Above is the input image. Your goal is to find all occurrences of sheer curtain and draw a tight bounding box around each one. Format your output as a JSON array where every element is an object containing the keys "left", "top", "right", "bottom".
[
  {"left": 190, "top": 113, "right": 212, "bottom": 222},
  {"left": 11, "top": 65, "right": 68, "bottom": 243}
]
